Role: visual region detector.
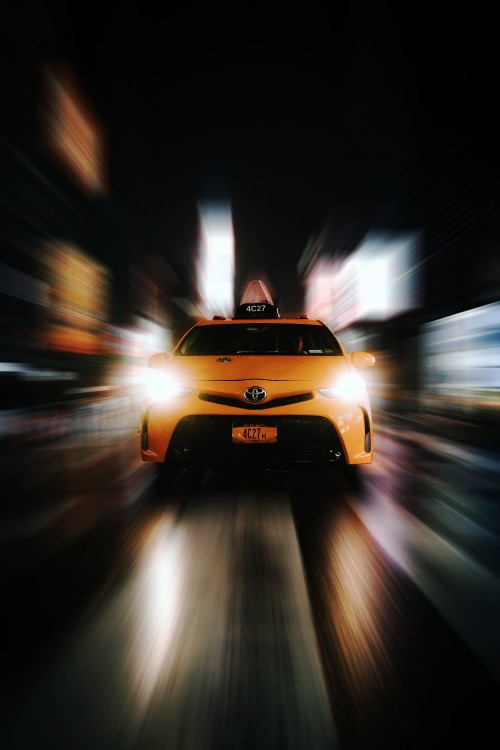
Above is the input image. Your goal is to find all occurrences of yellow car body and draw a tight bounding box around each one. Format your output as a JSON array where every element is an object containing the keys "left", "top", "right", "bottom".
[{"left": 140, "top": 300, "right": 375, "bottom": 472}]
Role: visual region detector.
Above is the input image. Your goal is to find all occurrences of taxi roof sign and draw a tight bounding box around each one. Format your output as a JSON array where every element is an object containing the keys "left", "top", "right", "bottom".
[
  {"left": 233, "top": 279, "right": 280, "bottom": 319},
  {"left": 239, "top": 280, "right": 274, "bottom": 305}
]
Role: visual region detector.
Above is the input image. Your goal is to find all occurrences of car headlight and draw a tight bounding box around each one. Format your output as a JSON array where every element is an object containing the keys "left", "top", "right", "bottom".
[
  {"left": 318, "top": 372, "right": 366, "bottom": 400},
  {"left": 147, "top": 370, "right": 190, "bottom": 402}
]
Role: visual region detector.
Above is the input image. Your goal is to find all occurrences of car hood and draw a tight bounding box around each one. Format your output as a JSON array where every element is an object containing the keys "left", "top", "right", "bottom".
[{"left": 166, "top": 355, "right": 351, "bottom": 388}]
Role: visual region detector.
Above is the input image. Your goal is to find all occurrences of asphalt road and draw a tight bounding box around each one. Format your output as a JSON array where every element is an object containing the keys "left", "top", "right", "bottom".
[{"left": 1, "top": 428, "right": 499, "bottom": 749}]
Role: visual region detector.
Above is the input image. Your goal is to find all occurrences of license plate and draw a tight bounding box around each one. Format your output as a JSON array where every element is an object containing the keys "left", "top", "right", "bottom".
[{"left": 232, "top": 424, "right": 278, "bottom": 443}]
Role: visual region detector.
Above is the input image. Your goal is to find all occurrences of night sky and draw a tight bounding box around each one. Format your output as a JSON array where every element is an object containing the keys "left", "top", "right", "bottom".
[{"left": 5, "top": 1, "right": 500, "bottom": 313}]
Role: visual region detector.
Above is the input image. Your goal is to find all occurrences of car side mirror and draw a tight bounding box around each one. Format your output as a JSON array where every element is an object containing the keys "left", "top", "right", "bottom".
[
  {"left": 148, "top": 352, "right": 170, "bottom": 368},
  {"left": 351, "top": 351, "right": 376, "bottom": 368}
]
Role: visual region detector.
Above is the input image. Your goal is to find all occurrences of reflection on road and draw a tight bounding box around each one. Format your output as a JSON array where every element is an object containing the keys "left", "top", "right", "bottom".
[
  {"left": 2, "top": 484, "right": 336, "bottom": 749},
  {"left": 129, "top": 515, "right": 184, "bottom": 709},
  {"left": 350, "top": 425, "right": 500, "bottom": 683},
  {"left": 291, "top": 452, "right": 500, "bottom": 749}
]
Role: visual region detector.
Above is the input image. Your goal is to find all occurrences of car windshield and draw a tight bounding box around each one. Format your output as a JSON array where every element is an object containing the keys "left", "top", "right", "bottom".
[{"left": 175, "top": 324, "right": 343, "bottom": 356}]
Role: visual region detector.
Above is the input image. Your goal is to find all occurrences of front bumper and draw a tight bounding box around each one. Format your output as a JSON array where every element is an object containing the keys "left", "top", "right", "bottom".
[
  {"left": 140, "top": 393, "right": 373, "bottom": 467},
  {"left": 166, "top": 415, "right": 345, "bottom": 467}
]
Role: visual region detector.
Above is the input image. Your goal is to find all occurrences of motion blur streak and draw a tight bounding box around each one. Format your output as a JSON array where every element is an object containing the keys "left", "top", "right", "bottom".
[
  {"left": 196, "top": 201, "right": 235, "bottom": 319},
  {"left": 290, "top": 476, "right": 425, "bottom": 748},
  {"left": 129, "top": 517, "right": 184, "bottom": 709},
  {"left": 420, "top": 302, "right": 500, "bottom": 413},
  {"left": 325, "top": 512, "right": 388, "bottom": 696},
  {"left": 349, "top": 428, "right": 500, "bottom": 683},
  {"left": 303, "top": 231, "right": 421, "bottom": 329},
  {"left": 3, "top": 495, "right": 337, "bottom": 749},
  {"left": 291, "top": 456, "right": 500, "bottom": 748}
]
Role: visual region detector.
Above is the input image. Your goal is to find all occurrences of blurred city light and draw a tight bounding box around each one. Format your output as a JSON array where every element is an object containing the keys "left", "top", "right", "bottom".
[
  {"left": 43, "top": 67, "right": 107, "bottom": 195},
  {"left": 196, "top": 202, "right": 235, "bottom": 318},
  {"left": 39, "top": 240, "right": 110, "bottom": 355},
  {"left": 354, "top": 232, "right": 421, "bottom": 321},
  {"left": 304, "top": 259, "right": 337, "bottom": 323},
  {"left": 304, "top": 231, "right": 421, "bottom": 329},
  {"left": 419, "top": 301, "right": 500, "bottom": 415}
]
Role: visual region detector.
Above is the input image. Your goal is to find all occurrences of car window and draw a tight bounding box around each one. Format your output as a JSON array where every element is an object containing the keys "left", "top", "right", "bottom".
[{"left": 175, "top": 324, "right": 343, "bottom": 356}]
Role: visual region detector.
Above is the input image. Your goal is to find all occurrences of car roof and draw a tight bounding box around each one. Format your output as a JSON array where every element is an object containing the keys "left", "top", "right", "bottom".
[{"left": 194, "top": 317, "right": 326, "bottom": 327}]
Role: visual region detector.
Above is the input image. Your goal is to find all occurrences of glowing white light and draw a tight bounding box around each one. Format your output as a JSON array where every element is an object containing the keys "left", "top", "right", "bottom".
[
  {"left": 147, "top": 370, "right": 184, "bottom": 402},
  {"left": 420, "top": 301, "right": 500, "bottom": 410},
  {"left": 354, "top": 231, "right": 421, "bottom": 321},
  {"left": 302, "top": 230, "right": 421, "bottom": 328},
  {"left": 319, "top": 372, "right": 366, "bottom": 400},
  {"left": 358, "top": 256, "right": 391, "bottom": 316},
  {"left": 130, "top": 520, "right": 185, "bottom": 708},
  {"left": 304, "top": 258, "right": 338, "bottom": 321},
  {"left": 197, "top": 202, "right": 234, "bottom": 318}
]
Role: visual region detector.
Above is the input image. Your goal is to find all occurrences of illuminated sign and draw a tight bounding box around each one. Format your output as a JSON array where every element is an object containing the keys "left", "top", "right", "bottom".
[
  {"left": 196, "top": 202, "right": 235, "bottom": 318},
  {"left": 44, "top": 68, "right": 106, "bottom": 194},
  {"left": 40, "top": 241, "right": 110, "bottom": 355},
  {"left": 304, "top": 231, "right": 421, "bottom": 328},
  {"left": 420, "top": 302, "right": 500, "bottom": 411}
]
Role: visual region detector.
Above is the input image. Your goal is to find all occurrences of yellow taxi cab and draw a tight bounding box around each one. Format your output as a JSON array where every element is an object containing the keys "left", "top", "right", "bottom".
[{"left": 140, "top": 280, "right": 375, "bottom": 480}]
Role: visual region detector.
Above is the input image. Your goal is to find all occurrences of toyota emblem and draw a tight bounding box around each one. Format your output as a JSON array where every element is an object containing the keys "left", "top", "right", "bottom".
[{"left": 244, "top": 386, "right": 267, "bottom": 403}]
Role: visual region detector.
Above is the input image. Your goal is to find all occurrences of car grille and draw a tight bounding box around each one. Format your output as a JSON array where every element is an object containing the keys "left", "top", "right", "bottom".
[
  {"left": 198, "top": 392, "right": 314, "bottom": 409},
  {"left": 167, "top": 415, "right": 345, "bottom": 466}
]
